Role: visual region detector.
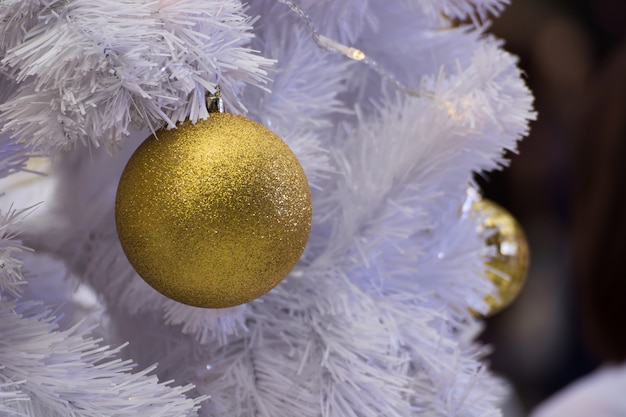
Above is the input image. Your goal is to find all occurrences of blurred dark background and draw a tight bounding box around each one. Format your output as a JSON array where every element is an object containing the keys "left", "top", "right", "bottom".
[{"left": 479, "top": 0, "right": 626, "bottom": 413}]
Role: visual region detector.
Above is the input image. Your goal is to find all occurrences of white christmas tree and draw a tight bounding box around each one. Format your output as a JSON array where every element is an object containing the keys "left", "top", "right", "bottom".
[{"left": 0, "top": 0, "right": 534, "bottom": 416}]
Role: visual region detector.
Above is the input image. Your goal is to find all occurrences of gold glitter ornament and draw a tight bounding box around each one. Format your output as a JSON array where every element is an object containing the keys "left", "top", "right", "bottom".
[
  {"left": 474, "top": 199, "right": 529, "bottom": 316},
  {"left": 115, "top": 113, "right": 312, "bottom": 308}
]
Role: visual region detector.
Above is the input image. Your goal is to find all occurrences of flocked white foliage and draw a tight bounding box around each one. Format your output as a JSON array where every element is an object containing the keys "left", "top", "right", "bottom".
[
  {"left": 0, "top": 203, "right": 203, "bottom": 416},
  {"left": 0, "top": 208, "right": 31, "bottom": 299},
  {"left": 406, "top": 0, "right": 509, "bottom": 23},
  {"left": 0, "top": 0, "right": 273, "bottom": 152},
  {"left": 0, "top": 0, "right": 535, "bottom": 416},
  {"left": 0, "top": 302, "right": 201, "bottom": 417},
  {"left": 245, "top": 2, "right": 353, "bottom": 134},
  {"left": 0, "top": 301, "right": 205, "bottom": 417}
]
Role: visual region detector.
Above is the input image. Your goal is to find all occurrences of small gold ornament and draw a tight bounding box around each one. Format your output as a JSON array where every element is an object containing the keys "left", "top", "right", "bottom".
[
  {"left": 115, "top": 112, "right": 312, "bottom": 308},
  {"left": 474, "top": 199, "right": 529, "bottom": 316}
]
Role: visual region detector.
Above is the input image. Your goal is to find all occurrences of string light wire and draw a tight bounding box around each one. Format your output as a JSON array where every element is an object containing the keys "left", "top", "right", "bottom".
[{"left": 276, "top": 0, "right": 434, "bottom": 98}]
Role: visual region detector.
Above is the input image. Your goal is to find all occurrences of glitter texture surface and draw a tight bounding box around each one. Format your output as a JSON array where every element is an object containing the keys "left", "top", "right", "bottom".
[{"left": 115, "top": 113, "right": 312, "bottom": 308}]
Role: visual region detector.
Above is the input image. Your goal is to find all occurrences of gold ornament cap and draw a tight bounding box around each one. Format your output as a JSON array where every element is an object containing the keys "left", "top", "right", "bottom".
[
  {"left": 474, "top": 199, "right": 529, "bottom": 316},
  {"left": 115, "top": 113, "right": 312, "bottom": 308}
]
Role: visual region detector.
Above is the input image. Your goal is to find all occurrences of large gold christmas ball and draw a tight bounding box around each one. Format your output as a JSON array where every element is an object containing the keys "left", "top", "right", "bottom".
[
  {"left": 474, "top": 199, "right": 529, "bottom": 316},
  {"left": 115, "top": 113, "right": 312, "bottom": 308}
]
